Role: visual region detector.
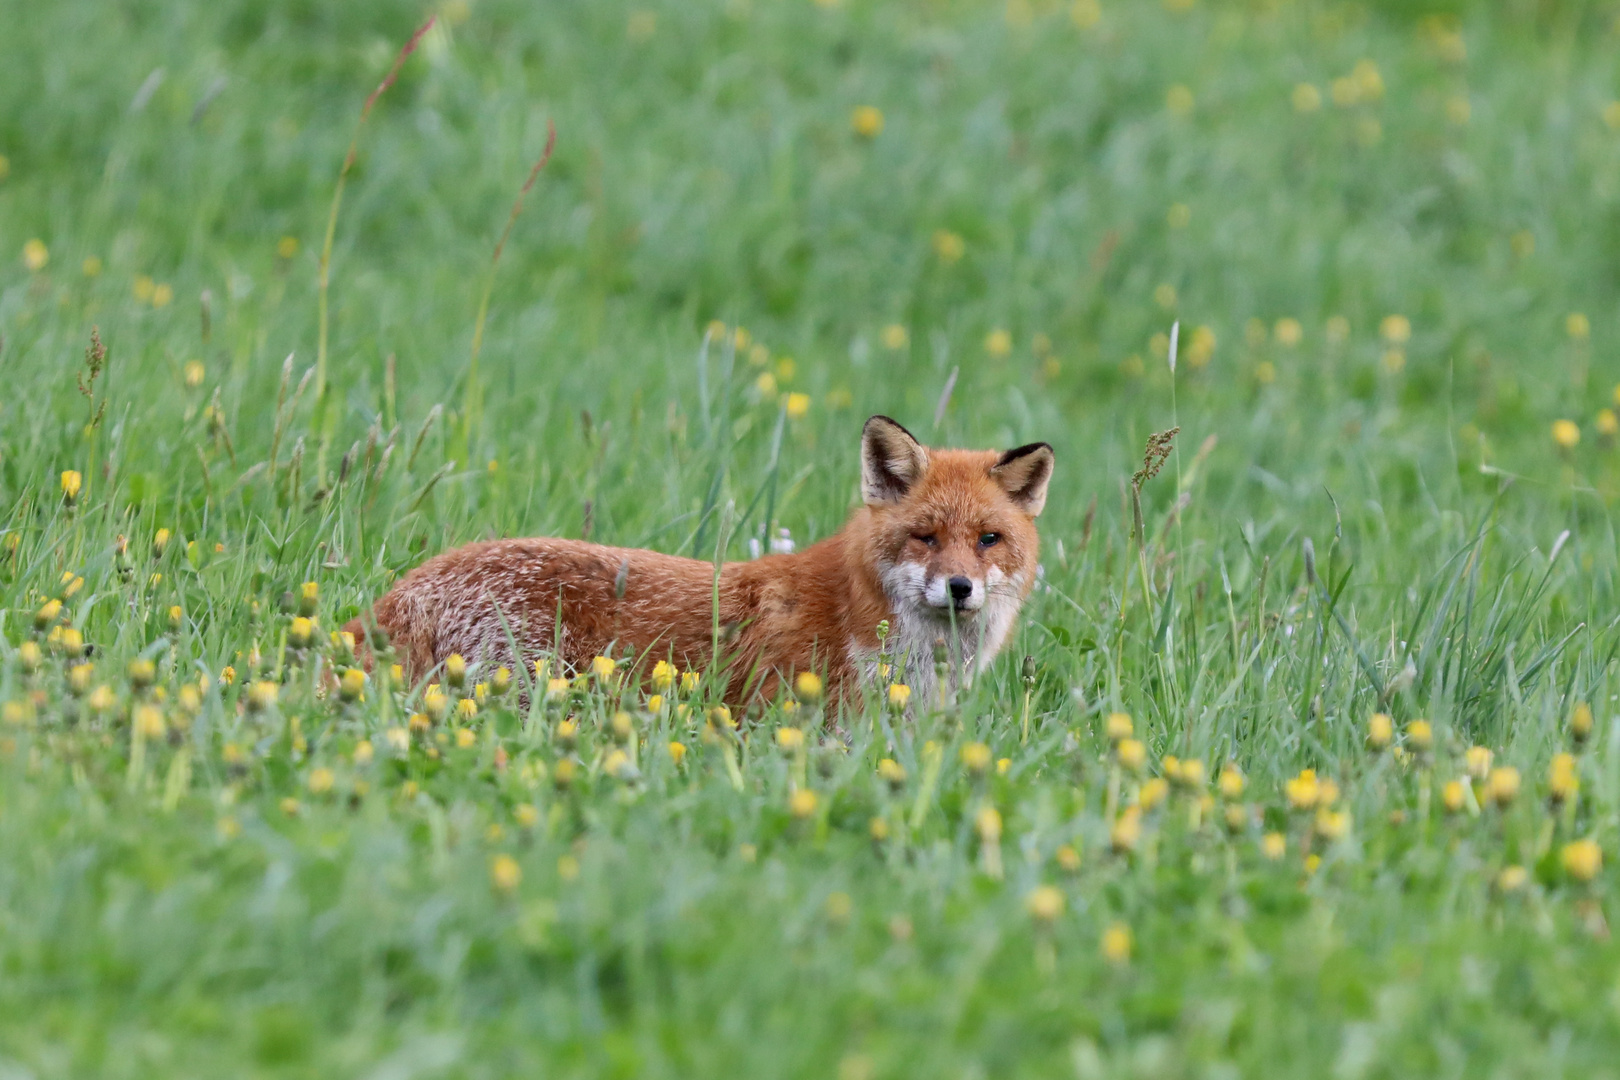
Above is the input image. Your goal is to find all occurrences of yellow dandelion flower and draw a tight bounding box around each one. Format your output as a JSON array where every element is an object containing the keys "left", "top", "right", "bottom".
[
  {"left": 1562, "top": 838, "right": 1602, "bottom": 883},
  {"left": 60, "top": 470, "right": 83, "bottom": 504},
  {"left": 1485, "top": 766, "right": 1520, "bottom": 807},
  {"left": 881, "top": 324, "right": 909, "bottom": 350},
  {"left": 491, "top": 853, "right": 522, "bottom": 892},
  {"left": 1596, "top": 409, "right": 1618, "bottom": 437},
  {"left": 1138, "top": 777, "right": 1169, "bottom": 811},
  {"left": 1496, "top": 865, "right": 1528, "bottom": 893},
  {"left": 668, "top": 740, "right": 687, "bottom": 766},
  {"left": 276, "top": 236, "right": 300, "bottom": 259},
  {"left": 888, "top": 683, "right": 912, "bottom": 711},
  {"left": 1110, "top": 807, "right": 1142, "bottom": 852},
  {"left": 679, "top": 670, "right": 701, "bottom": 694},
  {"left": 1217, "top": 764, "right": 1245, "bottom": 799},
  {"left": 1285, "top": 769, "right": 1320, "bottom": 810},
  {"left": 984, "top": 329, "right": 1013, "bottom": 358},
  {"left": 1441, "top": 779, "right": 1466, "bottom": 814},
  {"left": 961, "top": 742, "right": 993, "bottom": 775},
  {"left": 975, "top": 805, "right": 1002, "bottom": 841},
  {"left": 1055, "top": 844, "right": 1081, "bottom": 872},
  {"left": 1261, "top": 832, "right": 1286, "bottom": 860},
  {"left": 82, "top": 255, "right": 102, "bottom": 276},
  {"left": 1406, "top": 719, "right": 1433, "bottom": 752},
  {"left": 1380, "top": 314, "right": 1411, "bottom": 344},
  {"left": 784, "top": 392, "right": 811, "bottom": 420},
  {"left": 877, "top": 758, "right": 906, "bottom": 789},
  {"left": 1105, "top": 712, "right": 1132, "bottom": 743},
  {"left": 1292, "top": 83, "right": 1322, "bottom": 113},
  {"left": 651, "top": 660, "right": 676, "bottom": 691},
  {"left": 1315, "top": 809, "right": 1351, "bottom": 841},
  {"left": 851, "top": 105, "right": 884, "bottom": 138},
  {"left": 280, "top": 797, "right": 301, "bottom": 817},
  {"left": 776, "top": 726, "right": 806, "bottom": 752},
  {"left": 1115, "top": 737, "right": 1146, "bottom": 773},
  {"left": 1026, "top": 885, "right": 1064, "bottom": 924},
  {"left": 152, "top": 283, "right": 173, "bottom": 308},
  {"left": 932, "top": 230, "right": 965, "bottom": 264},
  {"left": 307, "top": 767, "right": 334, "bottom": 794},
  {"left": 789, "top": 788, "right": 819, "bottom": 819},
  {"left": 1571, "top": 702, "right": 1594, "bottom": 743},
  {"left": 1552, "top": 419, "right": 1580, "bottom": 449},
  {"left": 1465, "top": 745, "right": 1493, "bottom": 780},
  {"left": 1366, "top": 712, "right": 1393, "bottom": 750},
  {"left": 1100, "top": 921, "right": 1133, "bottom": 965},
  {"left": 1153, "top": 283, "right": 1178, "bottom": 309},
  {"left": 23, "top": 238, "right": 49, "bottom": 271}
]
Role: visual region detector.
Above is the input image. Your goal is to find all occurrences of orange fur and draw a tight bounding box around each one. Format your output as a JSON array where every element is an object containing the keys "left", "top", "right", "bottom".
[{"left": 349, "top": 417, "right": 1053, "bottom": 710}]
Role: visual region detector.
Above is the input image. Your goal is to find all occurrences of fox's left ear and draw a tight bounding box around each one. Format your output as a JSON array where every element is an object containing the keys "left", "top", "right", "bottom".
[{"left": 990, "top": 442, "right": 1055, "bottom": 517}]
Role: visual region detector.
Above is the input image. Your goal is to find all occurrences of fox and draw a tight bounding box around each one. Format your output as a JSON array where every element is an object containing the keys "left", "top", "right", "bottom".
[{"left": 349, "top": 415, "right": 1053, "bottom": 710}]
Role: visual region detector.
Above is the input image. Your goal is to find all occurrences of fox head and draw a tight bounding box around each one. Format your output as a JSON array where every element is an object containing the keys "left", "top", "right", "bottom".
[{"left": 857, "top": 415, "right": 1053, "bottom": 657}]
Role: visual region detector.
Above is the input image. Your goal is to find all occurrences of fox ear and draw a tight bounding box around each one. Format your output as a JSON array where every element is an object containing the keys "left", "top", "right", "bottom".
[
  {"left": 861, "top": 415, "right": 929, "bottom": 506},
  {"left": 991, "top": 442, "right": 1054, "bottom": 517}
]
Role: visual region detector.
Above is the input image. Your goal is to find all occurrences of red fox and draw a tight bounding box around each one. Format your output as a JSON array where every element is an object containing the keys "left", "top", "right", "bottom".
[{"left": 351, "top": 416, "right": 1053, "bottom": 709}]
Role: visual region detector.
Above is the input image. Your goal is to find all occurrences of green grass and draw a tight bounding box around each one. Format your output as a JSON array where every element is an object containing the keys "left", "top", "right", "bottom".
[{"left": 5, "top": 0, "right": 1620, "bottom": 1075}]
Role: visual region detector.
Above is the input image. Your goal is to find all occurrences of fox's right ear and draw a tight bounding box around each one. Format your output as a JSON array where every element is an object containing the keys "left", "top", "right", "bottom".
[{"left": 861, "top": 415, "right": 929, "bottom": 506}]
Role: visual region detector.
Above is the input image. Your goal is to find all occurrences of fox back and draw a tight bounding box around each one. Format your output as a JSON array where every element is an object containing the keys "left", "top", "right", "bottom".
[{"left": 353, "top": 415, "right": 1053, "bottom": 710}]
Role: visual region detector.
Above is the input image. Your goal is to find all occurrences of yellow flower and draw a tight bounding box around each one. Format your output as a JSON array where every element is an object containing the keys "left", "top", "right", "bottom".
[
  {"left": 456, "top": 727, "right": 477, "bottom": 749},
  {"left": 647, "top": 693, "right": 664, "bottom": 714},
  {"left": 219, "top": 665, "right": 237, "bottom": 687},
  {"left": 133, "top": 704, "right": 166, "bottom": 739},
  {"left": 1261, "top": 832, "right": 1286, "bottom": 860},
  {"left": 490, "top": 853, "right": 522, "bottom": 892},
  {"left": 1406, "top": 719, "right": 1433, "bottom": 752},
  {"left": 1115, "top": 738, "right": 1146, "bottom": 773},
  {"left": 997, "top": 757, "right": 1011, "bottom": 776},
  {"left": 1352, "top": 59, "right": 1384, "bottom": 101},
  {"left": 60, "top": 470, "right": 83, "bottom": 504},
  {"left": 1285, "top": 769, "right": 1320, "bottom": 810},
  {"left": 1571, "top": 702, "right": 1594, "bottom": 743},
  {"left": 277, "top": 236, "right": 300, "bottom": 259},
  {"left": 1273, "top": 317, "right": 1303, "bottom": 347},
  {"left": 1366, "top": 712, "right": 1393, "bottom": 750},
  {"left": 545, "top": 677, "right": 571, "bottom": 702},
  {"left": 353, "top": 740, "right": 374, "bottom": 765},
  {"left": 789, "top": 788, "right": 819, "bottom": 819},
  {"left": 793, "top": 670, "right": 823, "bottom": 704},
  {"left": 784, "top": 392, "right": 811, "bottom": 420},
  {"left": 1153, "top": 283, "right": 1178, "bottom": 310},
  {"left": 651, "top": 659, "right": 676, "bottom": 691},
  {"left": 1441, "top": 779, "right": 1466, "bottom": 814},
  {"left": 680, "top": 670, "right": 701, "bottom": 694},
  {"left": 288, "top": 616, "right": 314, "bottom": 649},
  {"left": 1026, "top": 885, "right": 1064, "bottom": 924},
  {"left": 1314, "top": 809, "right": 1350, "bottom": 841},
  {"left": 932, "top": 230, "right": 965, "bottom": 264},
  {"left": 1380, "top": 314, "right": 1411, "bottom": 344},
  {"left": 1496, "top": 865, "right": 1529, "bottom": 893},
  {"left": 1177, "top": 759, "right": 1205, "bottom": 789},
  {"left": 1566, "top": 312, "right": 1590, "bottom": 340},
  {"left": 1186, "top": 325, "right": 1216, "bottom": 367},
  {"left": 280, "top": 797, "right": 301, "bottom": 817},
  {"left": 1071, "top": 0, "right": 1101, "bottom": 29},
  {"left": 878, "top": 758, "right": 906, "bottom": 789},
  {"left": 708, "top": 705, "right": 734, "bottom": 730},
  {"left": 82, "top": 255, "right": 102, "bottom": 277},
  {"left": 1137, "top": 777, "right": 1169, "bottom": 811},
  {"left": 776, "top": 726, "right": 806, "bottom": 752},
  {"left": 456, "top": 698, "right": 478, "bottom": 723},
  {"left": 887, "top": 683, "right": 912, "bottom": 711},
  {"left": 1465, "top": 745, "right": 1493, "bottom": 780},
  {"left": 1562, "top": 838, "right": 1603, "bottom": 883},
  {"left": 1217, "top": 764, "right": 1245, "bottom": 800},
  {"left": 881, "top": 324, "right": 909, "bottom": 350},
  {"left": 1597, "top": 409, "right": 1618, "bottom": 437},
  {"left": 851, "top": 105, "right": 885, "bottom": 138},
  {"left": 1552, "top": 419, "right": 1580, "bottom": 449},
  {"left": 23, "top": 238, "right": 49, "bottom": 271},
  {"left": 1055, "top": 844, "right": 1081, "bottom": 872},
  {"left": 755, "top": 372, "right": 778, "bottom": 397},
  {"left": 1549, "top": 753, "right": 1580, "bottom": 805},
  {"left": 668, "top": 741, "right": 687, "bottom": 767},
  {"left": 133, "top": 275, "right": 155, "bottom": 302},
  {"left": 1485, "top": 766, "right": 1520, "bottom": 807},
  {"left": 975, "top": 805, "right": 1002, "bottom": 841},
  {"left": 1165, "top": 84, "right": 1194, "bottom": 116},
  {"left": 445, "top": 652, "right": 467, "bottom": 688},
  {"left": 1292, "top": 83, "right": 1322, "bottom": 113},
  {"left": 1606, "top": 101, "right": 1620, "bottom": 131},
  {"left": 1110, "top": 807, "right": 1142, "bottom": 852},
  {"left": 1105, "top": 712, "right": 1133, "bottom": 743},
  {"left": 1100, "top": 921, "right": 1133, "bottom": 965},
  {"left": 961, "top": 742, "right": 992, "bottom": 774},
  {"left": 152, "top": 283, "right": 174, "bottom": 308},
  {"left": 1444, "top": 95, "right": 1470, "bottom": 125},
  {"left": 339, "top": 667, "right": 366, "bottom": 702},
  {"left": 307, "top": 767, "right": 334, "bottom": 794},
  {"left": 984, "top": 329, "right": 1013, "bottom": 358},
  {"left": 627, "top": 9, "right": 657, "bottom": 41}
]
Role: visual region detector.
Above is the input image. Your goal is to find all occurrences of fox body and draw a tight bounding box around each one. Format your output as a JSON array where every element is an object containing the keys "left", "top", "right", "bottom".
[{"left": 355, "top": 417, "right": 1053, "bottom": 709}]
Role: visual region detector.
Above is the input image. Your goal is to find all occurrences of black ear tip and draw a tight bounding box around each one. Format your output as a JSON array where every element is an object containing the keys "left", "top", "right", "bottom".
[
  {"left": 997, "top": 441, "right": 1054, "bottom": 467},
  {"left": 864, "top": 415, "right": 919, "bottom": 442}
]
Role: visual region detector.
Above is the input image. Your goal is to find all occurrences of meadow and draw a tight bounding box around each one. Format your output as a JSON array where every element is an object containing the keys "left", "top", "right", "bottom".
[{"left": 4, "top": 0, "right": 1620, "bottom": 1075}]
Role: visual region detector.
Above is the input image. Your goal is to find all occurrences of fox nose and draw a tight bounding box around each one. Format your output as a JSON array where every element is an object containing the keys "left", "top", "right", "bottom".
[{"left": 948, "top": 576, "right": 974, "bottom": 605}]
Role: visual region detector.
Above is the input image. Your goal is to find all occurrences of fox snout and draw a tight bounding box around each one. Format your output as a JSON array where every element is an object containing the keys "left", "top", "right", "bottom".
[{"left": 924, "top": 572, "right": 985, "bottom": 613}]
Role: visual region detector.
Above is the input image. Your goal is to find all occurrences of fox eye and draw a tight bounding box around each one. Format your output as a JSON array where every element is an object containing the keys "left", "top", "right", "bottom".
[
  {"left": 914, "top": 534, "right": 938, "bottom": 548},
  {"left": 979, "top": 532, "right": 1001, "bottom": 548}
]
